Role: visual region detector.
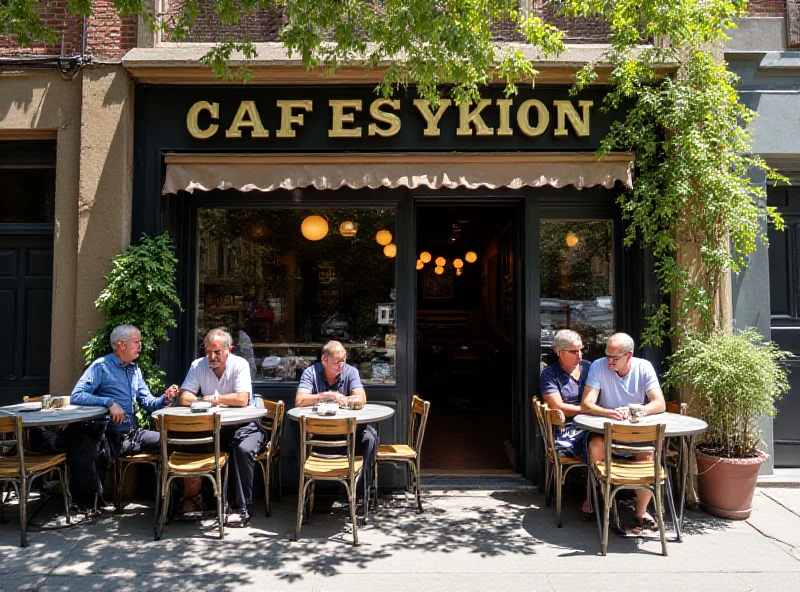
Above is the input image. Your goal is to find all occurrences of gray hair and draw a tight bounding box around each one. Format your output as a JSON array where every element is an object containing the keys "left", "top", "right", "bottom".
[
  {"left": 204, "top": 328, "right": 232, "bottom": 348},
  {"left": 322, "top": 340, "right": 346, "bottom": 359},
  {"left": 553, "top": 329, "right": 582, "bottom": 352},
  {"left": 608, "top": 332, "right": 635, "bottom": 353},
  {"left": 110, "top": 324, "right": 139, "bottom": 350}
]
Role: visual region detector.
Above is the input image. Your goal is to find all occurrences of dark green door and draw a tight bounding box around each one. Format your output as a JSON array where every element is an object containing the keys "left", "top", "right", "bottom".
[
  {"left": 0, "top": 229, "right": 54, "bottom": 405},
  {"left": 0, "top": 140, "right": 56, "bottom": 405}
]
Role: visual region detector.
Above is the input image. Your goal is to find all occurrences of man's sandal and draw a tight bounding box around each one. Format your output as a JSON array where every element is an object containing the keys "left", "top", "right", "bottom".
[
  {"left": 180, "top": 495, "right": 208, "bottom": 514},
  {"left": 632, "top": 513, "right": 658, "bottom": 534}
]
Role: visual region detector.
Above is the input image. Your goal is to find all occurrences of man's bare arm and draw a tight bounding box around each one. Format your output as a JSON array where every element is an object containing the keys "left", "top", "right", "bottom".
[
  {"left": 295, "top": 390, "right": 326, "bottom": 407},
  {"left": 218, "top": 392, "right": 249, "bottom": 407},
  {"left": 177, "top": 389, "right": 249, "bottom": 407},
  {"left": 581, "top": 385, "right": 626, "bottom": 419},
  {"left": 177, "top": 389, "right": 198, "bottom": 406},
  {"left": 541, "top": 391, "right": 582, "bottom": 418},
  {"left": 644, "top": 387, "right": 666, "bottom": 415}
]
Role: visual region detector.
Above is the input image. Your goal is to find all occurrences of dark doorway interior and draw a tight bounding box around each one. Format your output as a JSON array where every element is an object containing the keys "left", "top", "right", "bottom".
[
  {"left": 0, "top": 141, "right": 56, "bottom": 405},
  {"left": 415, "top": 204, "right": 517, "bottom": 474}
]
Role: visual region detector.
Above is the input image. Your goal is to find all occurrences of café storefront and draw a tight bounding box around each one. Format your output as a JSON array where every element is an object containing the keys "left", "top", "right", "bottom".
[{"left": 133, "top": 84, "right": 652, "bottom": 486}]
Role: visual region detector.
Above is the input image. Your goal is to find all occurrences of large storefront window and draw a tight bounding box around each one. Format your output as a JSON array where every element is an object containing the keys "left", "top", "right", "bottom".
[
  {"left": 197, "top": 207, "right": 397, "bottom": 385},
  {"left": 540, "top": 220, "right": 614, "bottom": 364}
]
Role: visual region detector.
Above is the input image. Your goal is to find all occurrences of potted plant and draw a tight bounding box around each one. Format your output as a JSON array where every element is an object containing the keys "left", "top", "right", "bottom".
[{"left": 664, "top": 328, "right": 790, "bottom": 520}]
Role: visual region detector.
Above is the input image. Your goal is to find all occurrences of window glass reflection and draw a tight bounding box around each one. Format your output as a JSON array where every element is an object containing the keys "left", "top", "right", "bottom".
[
  {"left": 197, "top": 208, "right": 397, "bottom": 384},
  {"left": 540, "top": 220, "right": 614, "bottom": 366}
]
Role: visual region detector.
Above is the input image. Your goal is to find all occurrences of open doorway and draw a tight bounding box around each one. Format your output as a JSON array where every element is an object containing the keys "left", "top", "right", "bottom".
[{"left": 415, "top": 203, "right": 518, "bottom": 475}]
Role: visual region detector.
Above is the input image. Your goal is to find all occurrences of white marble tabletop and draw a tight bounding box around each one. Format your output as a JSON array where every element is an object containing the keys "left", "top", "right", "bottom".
[
  {"left": 0, "top": 403, "right": 108, "bottom": 427},
  {"left": 152, "top": 405, "right": 268, "bottom": 425},
  {"left": 573, "top": 412, "right": 708, "bottom": 437},
  {"left": 287, "top": 403, "right": 395, "bottom": 424}
]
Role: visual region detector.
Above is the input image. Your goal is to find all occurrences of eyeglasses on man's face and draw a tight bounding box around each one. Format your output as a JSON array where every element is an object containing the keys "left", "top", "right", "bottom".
[
  {"left": 324, "top": 357, "right": 346, "bottom": 366},
  {"left": 563, "top": 348, "right": 584, "bottom": 356},
  {"left": 605, "top": 352, "right": 629, "bottom": 362}
]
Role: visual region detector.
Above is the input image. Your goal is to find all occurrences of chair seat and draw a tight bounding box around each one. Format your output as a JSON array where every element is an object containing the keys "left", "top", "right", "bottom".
[
  {"left": 376, "top": 444, "right": 417, "bottom": 460},
  {"left": 304, "top": 456, "right": 363, "bottom": 478},
  {"left": 546, "top": 452, "right": 584, "bottom": 465},
  {"left": 255, "top": 442, "right": 271, "bottom": 461},
  {"left": 168, "top": 451, "right": 228, "bottom": 473},
  {"left": 0, "top": 453, "right": 66, "bottom": 477},
  {"left": 119, "top": 453, "right": 159, "bottom": 464},
  {"left": 593, "top": 460, "right": 666, "bottom": 485}
]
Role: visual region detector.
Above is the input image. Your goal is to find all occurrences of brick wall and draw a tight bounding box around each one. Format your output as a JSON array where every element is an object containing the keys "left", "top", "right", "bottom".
[
  {"left": 0, "top": 0, "right": 82, "bottom": 57},
  {"left": 86, "top": 0, "right": 137, "bottom": 61},
  {"left": 748, "top": 1, "right": 786, "bottom": 16},
  {"left": 162, "top": 1, "right": 612, "bottom": 44},
  {"left": 0, "top": 0, "right": 136, "bottom": 60},
  {"left": 161, "top": 1, "right": 284, "bottom": 42}
]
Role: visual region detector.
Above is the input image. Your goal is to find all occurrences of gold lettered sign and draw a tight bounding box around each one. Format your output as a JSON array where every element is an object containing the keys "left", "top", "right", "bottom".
[{"left": 186, "top": 96, "right": 593, "bottom": 141}]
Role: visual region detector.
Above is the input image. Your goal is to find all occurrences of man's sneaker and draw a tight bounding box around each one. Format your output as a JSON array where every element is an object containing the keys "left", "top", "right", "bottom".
[{"left": 226, "top": 510, "right": 250, "bottom": 527}]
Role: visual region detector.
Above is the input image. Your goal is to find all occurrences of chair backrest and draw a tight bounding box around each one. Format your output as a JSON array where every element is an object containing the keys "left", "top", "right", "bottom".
[
  {"left": 602, "top": 422, "right": 666, "bottom": 482},
  {"left": 0, "top": 414, "right": 25, "bottom": 474},
  {"left": 665, "top": 401, "right": 688, "bottom": 415},
  {"left": 407, "top": 395, "right": 431, "bottom": 454},
  {"left": 160, "top": 412, "right": 223, "bottom": 465},
  {"left": 260, "top": 399, "right": 286, "bottom": 458},
  {"left": 534, "top": 399, "right": 565, "bottom": 461},
  {"left": 300, "top": 416, "right": 358, "bottom": 473}
]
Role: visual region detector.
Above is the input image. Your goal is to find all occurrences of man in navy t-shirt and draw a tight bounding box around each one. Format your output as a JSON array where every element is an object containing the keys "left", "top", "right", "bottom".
[
  {"left": 296, "top": 341, "right": 377, "bottom": 494},
  {"left": 539, "top": 329, "right": 591, "bottom": 460}
]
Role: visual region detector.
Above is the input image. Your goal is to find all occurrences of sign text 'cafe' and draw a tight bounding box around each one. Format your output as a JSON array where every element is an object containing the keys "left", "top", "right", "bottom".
[{"left": 186, "top": 97, "right": 594, "bottom": 141}]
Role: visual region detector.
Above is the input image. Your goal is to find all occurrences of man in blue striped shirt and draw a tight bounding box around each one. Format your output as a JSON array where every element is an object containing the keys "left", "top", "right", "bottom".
[{"left": 69, "top": 324, "right": 176, "bottom": 508}]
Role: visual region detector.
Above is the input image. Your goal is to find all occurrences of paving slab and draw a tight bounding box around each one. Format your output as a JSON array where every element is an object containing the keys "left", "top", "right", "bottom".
[{"left": 1, "top": 487, "right": 799, "bottom": 590}]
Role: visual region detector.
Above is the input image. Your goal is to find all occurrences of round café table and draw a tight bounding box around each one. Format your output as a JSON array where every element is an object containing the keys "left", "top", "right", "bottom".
[
  {"left": 152, "top": 405, "right": 268, "bottom": 425},
  {"left": 0, "top": 402, "right": 108, "bottom": 426},
  {"left": 0, "top": 401, "right": 109, "bottom": 531},
  {"left": 287, "top": 403, "right": 394, "bottom": 424},
  {"left": 574, "top": 412, "right": 707, "bottom": 542},
  {"left": 287, "top": 403, "right": 395, "bottom": 523}
]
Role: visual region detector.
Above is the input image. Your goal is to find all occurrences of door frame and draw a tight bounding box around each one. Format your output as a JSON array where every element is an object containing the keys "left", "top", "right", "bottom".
[{"left": 410, "top": 189, "right": 528, "bottom": 474}]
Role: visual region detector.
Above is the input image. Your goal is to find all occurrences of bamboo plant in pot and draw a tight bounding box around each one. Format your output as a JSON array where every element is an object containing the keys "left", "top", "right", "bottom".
[{"left": 664, "top": 328, "right": 790, "bottom": 520}]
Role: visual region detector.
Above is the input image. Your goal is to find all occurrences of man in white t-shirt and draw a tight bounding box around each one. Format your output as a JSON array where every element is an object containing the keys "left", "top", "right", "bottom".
[
  {"left": 581, "top": 332, "right": 665, "bottom": 531},
  {"left": 176, "top": 328, "right": 262, "bottom": 526}
]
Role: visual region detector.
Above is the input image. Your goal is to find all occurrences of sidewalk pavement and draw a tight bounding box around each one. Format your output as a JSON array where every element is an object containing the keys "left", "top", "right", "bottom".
[{"left": 1, "top": 484, "right": 799, "bottom": 592}]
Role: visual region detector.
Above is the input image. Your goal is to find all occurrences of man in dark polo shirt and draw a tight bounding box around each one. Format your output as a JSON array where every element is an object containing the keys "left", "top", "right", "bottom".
[
  {"left": 295, "top": 340, "right": 377, "bottom": 495},
  {"left": 539, "top": 329, "right": 591, "bottom": 461}
]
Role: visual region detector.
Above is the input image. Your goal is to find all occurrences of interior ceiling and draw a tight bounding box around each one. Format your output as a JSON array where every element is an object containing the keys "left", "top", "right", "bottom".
[{"left": 416, "top": 205, "right": 515, "bottom": 251}]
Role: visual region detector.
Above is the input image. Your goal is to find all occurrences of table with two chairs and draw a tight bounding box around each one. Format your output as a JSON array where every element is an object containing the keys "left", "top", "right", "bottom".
[
  {"left": 0, "top": 397, "right": 107, "bottom": 546},
  {"left": 537, "top": 398, "right": 707, "bottom": 556},
  {"left": 288, "top": 395, "right": 431, "bottom": 545}
]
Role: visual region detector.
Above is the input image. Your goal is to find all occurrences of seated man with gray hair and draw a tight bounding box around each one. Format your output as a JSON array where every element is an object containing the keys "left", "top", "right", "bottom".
[
  {"left": 539, "top": 329, "right": 591, "bottom": 460},
  {"left": 176, "top": 327, "right": 261, "bottom": 526},
  {"left": 69, "top": 324, "right": 177, "bottom": 509},
  {"left": 581, "top": 332, "right": 666, "bottom": 530}
]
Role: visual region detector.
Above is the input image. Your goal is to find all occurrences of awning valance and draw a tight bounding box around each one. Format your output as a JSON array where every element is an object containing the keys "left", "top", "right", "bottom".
[{"left": 161, "top": 152, "right": 634, "bottom": 195}]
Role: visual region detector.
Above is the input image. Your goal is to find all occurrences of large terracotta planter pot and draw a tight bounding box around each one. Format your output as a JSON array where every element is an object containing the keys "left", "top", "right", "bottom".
[{"left": 695, "top": 449, "right": 767, "bottom": 520}]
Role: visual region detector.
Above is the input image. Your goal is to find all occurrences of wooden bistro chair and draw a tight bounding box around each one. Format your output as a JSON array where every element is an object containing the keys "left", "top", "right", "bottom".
[
  {"left": 296, "top": 416, "right": 363, "bottom": 546},
  {"left": 0, "top": 414, "right": 71, "bottom": 547},
  {"left": 533, "top": 399, "right": 588, "bottom": 527},
  {"left": 373, "top": 394, "right": 431, "bottom": 513},
  {"left": 114, "top": 451, "right": 161, "bottom": 514},
  {"left": 254, "top": 399, "right": 285, "bottom": 517},
  {"left": 590, "top": 421, "right": 669, "bottom": 556},
  {"left": 155, "top": 412, "right": 228, "bottom": 540}
]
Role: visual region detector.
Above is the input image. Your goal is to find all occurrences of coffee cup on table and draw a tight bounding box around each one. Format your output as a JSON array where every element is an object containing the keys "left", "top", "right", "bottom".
[{"left": 628, "top": 403, "right": 645, "bottom": 423}]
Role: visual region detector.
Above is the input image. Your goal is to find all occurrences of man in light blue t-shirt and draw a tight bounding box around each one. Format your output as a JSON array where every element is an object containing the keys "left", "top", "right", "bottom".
[{"left": 581, "top": 332, "right": 665, "bottom": 531}]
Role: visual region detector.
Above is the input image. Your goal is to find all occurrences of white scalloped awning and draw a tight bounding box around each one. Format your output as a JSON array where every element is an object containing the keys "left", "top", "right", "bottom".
[{"left": 162, "top": 152, "right": 633, "bottom": 195}]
